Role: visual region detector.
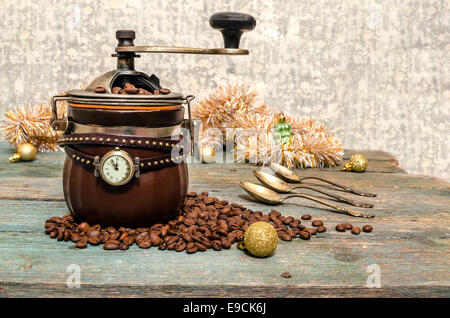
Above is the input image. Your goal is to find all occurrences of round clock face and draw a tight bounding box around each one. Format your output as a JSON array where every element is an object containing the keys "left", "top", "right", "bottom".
[{"left": 99, "top": 150, "right": 134, "bottom": 186}]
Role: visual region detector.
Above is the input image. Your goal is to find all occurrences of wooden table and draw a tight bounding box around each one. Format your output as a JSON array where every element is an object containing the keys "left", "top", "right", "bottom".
[{"left": 0, "top": 142, "right": 448, "bottom": 297}]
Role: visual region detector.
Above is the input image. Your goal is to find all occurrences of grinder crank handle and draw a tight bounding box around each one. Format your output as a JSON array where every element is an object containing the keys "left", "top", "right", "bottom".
[
  {"left": 50, "top": 95, "right": 70, "bottom": 132},
  {"left": 115, "top": 12, "right": 256, "bottom": 55}
]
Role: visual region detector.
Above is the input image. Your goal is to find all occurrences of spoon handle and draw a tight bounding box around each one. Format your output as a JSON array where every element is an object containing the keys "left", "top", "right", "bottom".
[
  {"left": 298, "top": 177, "right": 377, "bottom": 197},
  {"left": 291, "top": 185, "right": 374, "bottom": 208},
  {"left": 282, "top": 194, "right": 375, "bottom": 218}
]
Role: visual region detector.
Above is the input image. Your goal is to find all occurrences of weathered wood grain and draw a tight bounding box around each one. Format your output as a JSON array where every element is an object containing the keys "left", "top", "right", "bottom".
[{"left": 0, "top": 142, "right": 449, "bottom": 297}]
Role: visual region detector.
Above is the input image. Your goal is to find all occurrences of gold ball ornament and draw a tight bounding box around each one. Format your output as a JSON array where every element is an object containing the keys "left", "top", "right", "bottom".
[
  {"left": 9, "top": 143, "right": 37, "bottom": 163},
  {"left": 239, "top": 221, "right": 278, "bottom": 257},
  {"left": 201, "top": 146, "right": 216, "bottom": 164},
  {"left": 342, "top": 154, "right": 368, "bottom": 172}
]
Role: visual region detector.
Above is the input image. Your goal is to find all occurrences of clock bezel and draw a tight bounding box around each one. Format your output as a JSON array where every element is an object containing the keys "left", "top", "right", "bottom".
[{"left": 99, "top": 148, "right": 135, "bottom": 186}]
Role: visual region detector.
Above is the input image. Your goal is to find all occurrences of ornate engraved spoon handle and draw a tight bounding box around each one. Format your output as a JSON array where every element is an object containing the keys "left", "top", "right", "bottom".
[
  {"left": 298, "top": 177, "right": 377, "bottom": 197},
  {"left": 282, "top": 194, "right": 375, "bottom": 218}
]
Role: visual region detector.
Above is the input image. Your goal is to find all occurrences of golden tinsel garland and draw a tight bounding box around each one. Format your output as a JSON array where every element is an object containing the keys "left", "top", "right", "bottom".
[
  {"left": 1, "top": 100, "right": 67, "bottom": 152},
  {"left": 193, "top": 84, "right": 344, "bottom": 169}
]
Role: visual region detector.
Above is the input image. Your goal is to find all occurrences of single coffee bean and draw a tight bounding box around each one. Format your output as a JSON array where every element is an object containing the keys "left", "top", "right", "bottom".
[
  {"left": 94, "top": 86, "right": 106, "bottom": 93},
  {"left": 153, "top": 90, "right": 160, "bottom": 95},
  {"left": 87, "top": 229, "right": 101, "bottom": 238},
  {"left": 298, "top": 224, "right": 306, "bottom": 231},
  {"left": 283, "top": 216, "right": 294, "bottom": 225},
  {"left": 211, "top": 240, "right": 222, "bottom": 251},
  {"left": 335, "top": 224, "right": 346, "bottom": 232},
  {"left": 363, "top": 225, "right": 373, "bottom": 233},
  {"left": 111, "top": 86, "right": 121, "bottom": 94},
  {"left": 125, "top": 87, "right": 138, "bottom": 94},
  {"left": 138, "top": 239, "right": 152, "bottom": 249},
  {"left": 305, "top": 228, "right": 317, "bottom": 235},
  {"left": 280, "top": 233, "right": 292, "bottom": 241},
  {"left": 159, "top": 88, "right": 171, "bottom": 94},
  {"left": 316, "top": 226, "right": 327, "bottom": 233},
  {"left": 299, "top": 231, "right": 311, "bottom": 240},
  {"left": 49, "top": 230, "right": 58, "bottom": 238},
  {"left": 88, "top": 237, "right": 101, "bottom": 245},
  {"left": 64, "top": 229, "right": 72, "bottom": 241},
  {"left": 78, "top": 222, "right": 90, "bottom": 233},
  {"left": 110, "top": 231, "right": 121, "bottom": 240},
  {"left": 343, "top": 223, "right": 353, "bottom": 230},
  {"left": 71, "top": 232, "right": 82, "bottom": 243},
  {"left": 175, "top": 240, "right": 186, "bottom": 252},
  {"left": 281, "top": 272, "right": 292, "bottom": 278},
  {"left": 104, "top": 240, "right": 120, "bottom": 250},
  {"left": 351, "top": 227, "right": 361, "bottom": 235},
  {"left": 195, "top": 242, "right": 207, "bottom": 252},
  {"left": 301, "top": 214, "right": 312, "bottom": 220},
  {"left": 311, "top": 220, "right": 323, "bottom": 227},
  {"left": 75, "top": 237, "right": 88, "bottom": 249},
  {"left": 119, "top": 232, "right": 128, "bottom": 241},
  {"left": 120, "top": 243, "right": 129, "bottom": 250},
  {"left": 150, "top": 232, "right": 161, "bottom": 246}
]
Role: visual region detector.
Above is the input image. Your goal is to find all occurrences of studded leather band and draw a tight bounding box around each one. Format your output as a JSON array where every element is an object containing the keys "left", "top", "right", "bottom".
[
  {"left": 58, "top": 133, "right": 185, "bottom": 153},
  {"left": 64, "top": 145, "right": 186, "bottom": 172}
]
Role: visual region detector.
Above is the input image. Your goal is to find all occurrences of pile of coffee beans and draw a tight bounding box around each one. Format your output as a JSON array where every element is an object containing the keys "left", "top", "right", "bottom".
[
  {"left": 335, "top": 223, "right": 373, "bottom": 235},
  {"left": 45, "top": 192, "right": 374, "bottom": 252},
  {"left": 93, "top": 83, "right": 171, "bottom": 95},
  {"left": 44, "top": 192, "right": 335, "bottom": 253}
]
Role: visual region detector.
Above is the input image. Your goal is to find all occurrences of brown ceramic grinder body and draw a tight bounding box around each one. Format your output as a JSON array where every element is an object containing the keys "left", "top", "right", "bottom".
[{"left": 63, "top": 144, "right": 188, "bottom": 228}]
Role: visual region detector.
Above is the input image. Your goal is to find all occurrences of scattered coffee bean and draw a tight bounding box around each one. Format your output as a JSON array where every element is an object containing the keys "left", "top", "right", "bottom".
[
  {"left": 299, "top": 231, "right": 311, "bottom": 240},
  {"left": 335, "top": 224, "right": 346, "bottom": 232},
  {"left": 301, "top": 214, "right": 312, "bottom": 220},
  {"left": 281, "top": 272, "right": 292, "bottom": 278},
  {"left": 305, "top": 228, "right": 317, "bottom": 235},
  {"left": 351, "top": 227, "right": 361, "bottom": 235},
  {"left": 75, "top": 237, "right": 88, "bottom": 249},
  {"left": 363, "top": 225, "right": 373, "bottom": 233},
  {"left": 343, "top": 223, "right": 353, "bottom": 230},
  {"left": 311, "top": 220, "right": 323, "bottom": 227},
  {"left": 316, "top": 226, "right": 326, "bottom": 233}
]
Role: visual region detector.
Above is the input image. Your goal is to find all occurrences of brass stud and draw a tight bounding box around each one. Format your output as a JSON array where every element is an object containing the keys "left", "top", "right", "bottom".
[
  {"left": 165, "top": 159, "right": 170, "bottom": 163},
  {"left": 86, "top": 160, "right": 90, "bottom": 165},
  {"left": 159, "top": 142, "right": 163, "bottom": 146},
  {"left": 130, "top": 140, "right": 135, "bottom": 144},
  {"left": 99, "top": 138, "right": 103, "bottom": 142},
  {"left": 92, "top": 138, "right": 96, "bottom": 141},
  {"left": 137, "top": 140, "right": 142, "bottom": 144},
  {"left": 76, "top": 157, "right": 80, "bottom": 161},
  {"left": 81, "top": 159, "right": 85, "bottom": 163},
  {"left": 122, "top": 139, "right": 126, "bottom": 143},
  {"left": 147, "top": 162, "right": 152, "bottom": 166},
  {"left": 153, "top": 141, "right": 157, "bottom": 146},
  {"left": 165, "top": 143, "right": 170, "bottom": 147},
  {"left": 106, "top": 138, "right": 110, "bottom": 142},
  {"left": 154, "top": 161, "right": 158, "bottom": 165},
  {"left": 74, "top": 138, "right": 78, "bottom": 141},
  {"left": 70, "top": 138, "right": 73, "bottom": 141},
  {"left": 115, "top": 139, "right": 119, "bottom": 142},
  {"left": 145, "top": 141, "right": 149, "bottom": 145},
  {"left": 160, "top": 160, "right": 164, "bottom": 164},
  {"left": 72, "top": 155, "right": 76, "bottom": 158},
  {"left": 140, "top": 163, "right": 144, "bottom": 167}
]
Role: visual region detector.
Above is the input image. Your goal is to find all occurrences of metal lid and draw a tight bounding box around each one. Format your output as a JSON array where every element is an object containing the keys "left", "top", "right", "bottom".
[{"left": 65, "top": 70, "right": 183, "bottom": 105}]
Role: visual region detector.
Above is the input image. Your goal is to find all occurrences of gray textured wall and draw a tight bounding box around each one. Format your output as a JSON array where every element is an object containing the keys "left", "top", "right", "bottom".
[{"left": 1, "top": 0, "right": 449, "bottom": 180}]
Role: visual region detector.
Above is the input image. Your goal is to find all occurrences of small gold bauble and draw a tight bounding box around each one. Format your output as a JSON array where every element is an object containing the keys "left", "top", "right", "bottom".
[
  {"left": 241, "top": 221, "right": 278, "bottom": 257},
  {"left": 342, "top": 154, "right": 368, "bottom": 172},
  {"left": 201, "top": 146, "right": 216, "bottom": 164},
  {"left": 9, "top": 143, "right": 37, "bottom": 162}
]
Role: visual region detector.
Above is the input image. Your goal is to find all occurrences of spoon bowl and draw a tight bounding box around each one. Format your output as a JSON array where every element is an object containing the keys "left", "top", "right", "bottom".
[{"left": 240, "top": 181, "right": 283, "bottom": 205}]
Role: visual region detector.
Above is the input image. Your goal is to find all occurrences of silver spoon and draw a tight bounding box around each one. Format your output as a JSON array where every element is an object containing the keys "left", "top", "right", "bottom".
[
  {"left": 253, "top": 170, "right": 374, "bottom": 208},
  {"left": 240, "top": 182, "right": 375, "bottom": 218},
  {"left": 269, "top": 163, "right": 377, "bottom": 197}
]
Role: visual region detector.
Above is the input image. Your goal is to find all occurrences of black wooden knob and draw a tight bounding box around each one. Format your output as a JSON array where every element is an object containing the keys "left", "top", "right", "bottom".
[
  {"left": 209, "top": 12, "right": 256, "bottom": 49},
  {"left": 116, "top": 30, "right": 135, "bottom": 47}
]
